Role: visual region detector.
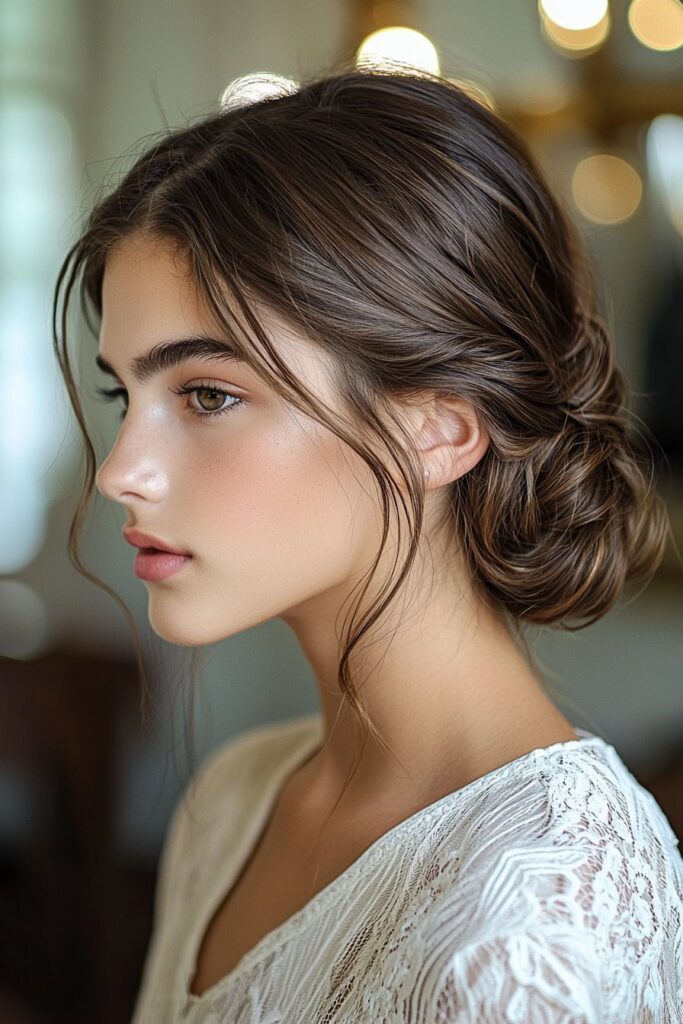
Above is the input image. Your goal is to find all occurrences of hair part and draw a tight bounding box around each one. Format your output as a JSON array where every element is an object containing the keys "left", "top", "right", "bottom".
[{"left": 52, "top": 61, "right": 671, "bottom": 828}]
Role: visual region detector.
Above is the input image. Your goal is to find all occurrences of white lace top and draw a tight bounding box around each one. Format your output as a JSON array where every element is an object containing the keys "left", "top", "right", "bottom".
[{"left": 129, "top": 713, "right": 683, "bottom": 1023}]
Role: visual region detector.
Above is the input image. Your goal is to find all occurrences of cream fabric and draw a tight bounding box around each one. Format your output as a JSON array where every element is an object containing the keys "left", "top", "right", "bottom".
[{"left": 130, "top": 713, "right": 683, "bottom": 1023}]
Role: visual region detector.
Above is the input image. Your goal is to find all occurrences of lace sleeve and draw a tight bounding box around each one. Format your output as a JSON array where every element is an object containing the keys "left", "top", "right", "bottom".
[
  {"left": 430, "top": 924, "right": 603, "bottom": 1024},
  {"left": 419, "top": 773, "right": 682, "bottom": 1024}
]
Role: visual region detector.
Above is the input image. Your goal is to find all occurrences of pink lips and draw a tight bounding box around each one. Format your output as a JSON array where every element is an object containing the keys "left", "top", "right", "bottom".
[
  {"left": 123, "top": 527, "right": 192, "bottom": 581},
  {"left": 133, "top": 549, "right": 192, "bottom": 581}
]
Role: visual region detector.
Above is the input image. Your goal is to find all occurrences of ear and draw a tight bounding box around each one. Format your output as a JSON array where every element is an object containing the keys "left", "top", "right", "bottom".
[{"left": 403, "top": 394, "right": 490, "bottom": 489}]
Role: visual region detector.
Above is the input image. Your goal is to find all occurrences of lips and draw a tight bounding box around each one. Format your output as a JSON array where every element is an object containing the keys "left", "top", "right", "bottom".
[
  {"left": 123, "top": 527, "right": 190, "bottom": 556},
  {"left": 134, "top": 549, "right": 192, "bottom": 582}
]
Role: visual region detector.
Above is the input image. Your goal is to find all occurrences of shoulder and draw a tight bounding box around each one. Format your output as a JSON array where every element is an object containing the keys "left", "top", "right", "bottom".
[
  {"left": 408, "top": 737, "right": 683, "bottom": 1021},
  {"left": 448, "top": 732, "right": 682, "bottom": 885}
]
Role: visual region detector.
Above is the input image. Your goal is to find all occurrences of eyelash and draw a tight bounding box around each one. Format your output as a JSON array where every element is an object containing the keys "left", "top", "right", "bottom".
[{"left": 95, "top": 382, "right": 244, "bottom": 422}]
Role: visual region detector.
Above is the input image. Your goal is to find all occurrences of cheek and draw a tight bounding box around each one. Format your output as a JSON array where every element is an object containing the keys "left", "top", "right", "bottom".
[
  {"left": 143, "top": 411, "right": 386, "bottom": 647},
  {"left": 186, "top": 413, "right": 376, "bottom": 585}
]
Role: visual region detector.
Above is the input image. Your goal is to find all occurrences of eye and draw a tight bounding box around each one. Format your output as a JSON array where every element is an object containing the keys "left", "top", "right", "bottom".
[
  {"left": 96, "top": 386, "right": 128, "bottom": 421},
  {"left": 95, "top": 383, "right": 244, "bottom": 422},
  {"left": 169, "top": 383, "right": 244, "bottom": 421}
]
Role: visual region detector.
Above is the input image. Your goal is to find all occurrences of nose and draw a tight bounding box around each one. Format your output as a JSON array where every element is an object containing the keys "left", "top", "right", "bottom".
[{"left": 95, "top": 430, "right": 167, "bottom": 506}]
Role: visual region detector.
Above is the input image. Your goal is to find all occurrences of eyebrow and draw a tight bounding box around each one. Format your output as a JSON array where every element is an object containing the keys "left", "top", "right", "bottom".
[{"left": 95, "top": 336, "right": 243, "bottom": 385}]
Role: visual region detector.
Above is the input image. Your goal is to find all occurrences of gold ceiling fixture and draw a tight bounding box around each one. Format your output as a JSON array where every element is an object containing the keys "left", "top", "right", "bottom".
[{"left": 347, "top": 0, "right": 682, "bottom": 146}]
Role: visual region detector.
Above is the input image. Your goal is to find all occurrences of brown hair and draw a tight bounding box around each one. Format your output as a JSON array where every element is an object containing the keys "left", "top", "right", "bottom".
[{"left": 52, "top": 63, "right": 671, "bottom": 814}]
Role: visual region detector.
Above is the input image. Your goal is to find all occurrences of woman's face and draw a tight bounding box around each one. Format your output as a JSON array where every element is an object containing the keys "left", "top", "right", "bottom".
[{"left": 95, "top": 231, "right": 384, "bottom": 646}]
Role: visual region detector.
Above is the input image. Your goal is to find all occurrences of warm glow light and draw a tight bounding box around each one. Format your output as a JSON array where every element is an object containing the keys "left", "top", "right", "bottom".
[
  {"left": 219, "top": 72, "right": 299, "bottom": 111},
  {"left": 541, "top": 8, "right": 610, "bottom": 52},
  {"left": 539, "top": 0, "right": 608, "bottom": 30},
  {"left": 512, "top": 75, "right": 570, "bottom": 115},
  {"left": 356, "top": 26, "right": 440, "bottom": 75},
  {"left": 627, "top": 0, "right": 683, "bottom": 52},
  {"left": 572, "top": 154, "right": 643, "bottom": 224},
  {"left": 448, "top": 78, "right": 496, "bottom": 112}
]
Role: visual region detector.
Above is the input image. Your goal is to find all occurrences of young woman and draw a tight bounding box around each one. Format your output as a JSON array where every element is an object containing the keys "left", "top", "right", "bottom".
[{"left": 53, "top": 65, "right": 682, "bottom": 1022}]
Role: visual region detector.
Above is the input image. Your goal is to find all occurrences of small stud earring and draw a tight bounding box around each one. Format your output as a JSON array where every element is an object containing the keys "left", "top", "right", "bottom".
[{"left": 423, "top": 468, "right": 430, "bottom": 482}]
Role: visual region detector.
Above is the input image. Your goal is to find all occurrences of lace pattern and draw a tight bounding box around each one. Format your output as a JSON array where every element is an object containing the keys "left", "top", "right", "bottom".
[{"left": 129, "top": 715, "right": 683, "bottom": 1023}]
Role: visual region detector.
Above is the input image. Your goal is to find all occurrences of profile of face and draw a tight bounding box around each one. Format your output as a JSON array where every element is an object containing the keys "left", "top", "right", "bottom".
[{"left": 95, "top": 231, "right": 397, "bottom": 647}]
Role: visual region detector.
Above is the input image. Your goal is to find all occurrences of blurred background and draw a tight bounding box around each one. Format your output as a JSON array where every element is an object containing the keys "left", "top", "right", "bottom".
[{"left": 1, "top": 0, "right": 682, "bottom": 1021}]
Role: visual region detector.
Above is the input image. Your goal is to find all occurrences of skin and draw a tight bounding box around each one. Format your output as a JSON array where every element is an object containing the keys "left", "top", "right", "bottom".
[{"left": 96, "top": 229, "right": 578, "bottom": 839}]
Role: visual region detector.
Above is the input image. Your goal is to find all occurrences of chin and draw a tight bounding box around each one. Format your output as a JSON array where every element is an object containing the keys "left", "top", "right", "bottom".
[
  {"left": 146, "top": 599, "right": 251, "bottom": 648},
  {"left": 148, "top": 622, "right": 207, "bottom": 647},
  {"left": 146, "top": 607, "right": 213, "bottom": 647}
]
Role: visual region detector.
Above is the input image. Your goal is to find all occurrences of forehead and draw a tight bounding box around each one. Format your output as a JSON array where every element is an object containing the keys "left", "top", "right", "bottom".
[
  {"left": 101, "top": 232, "right": 205, "bottom": 333},
  {"left": 99, "top": 232, "right": 336, "bottom": 396}
]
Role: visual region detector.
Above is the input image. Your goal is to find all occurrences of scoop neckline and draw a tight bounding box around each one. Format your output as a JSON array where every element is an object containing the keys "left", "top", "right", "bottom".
[{"left": 181, "top": 716, "right": 607, "bottom": 1009}]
